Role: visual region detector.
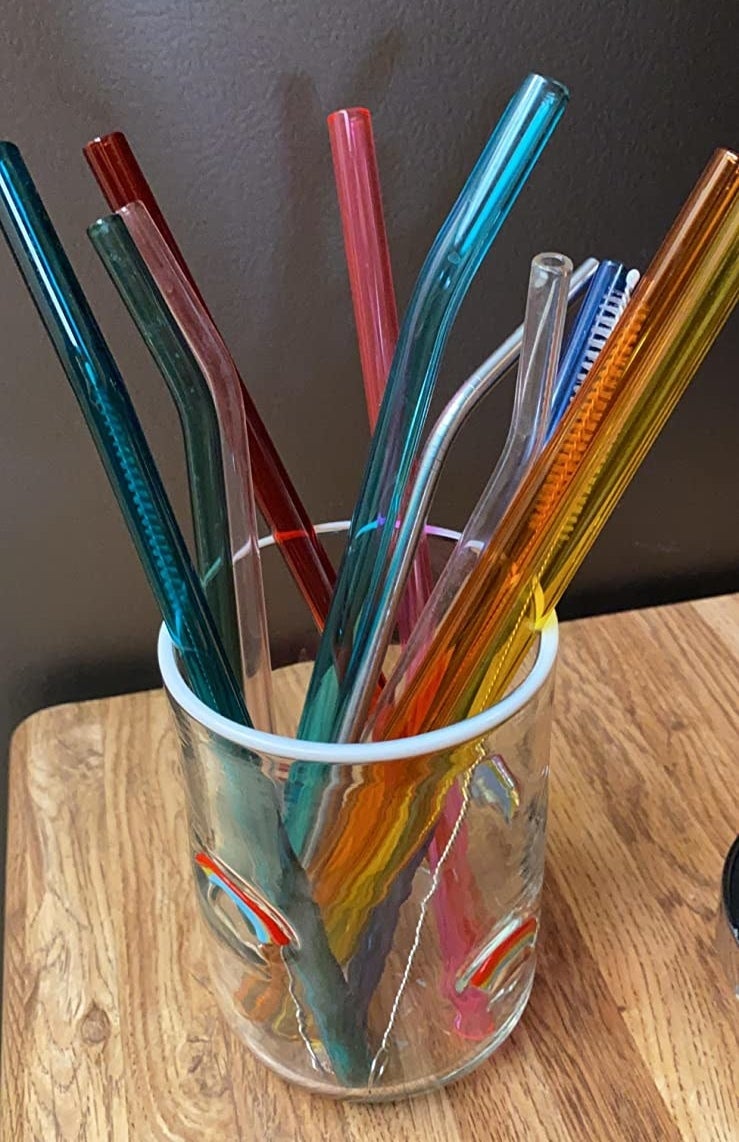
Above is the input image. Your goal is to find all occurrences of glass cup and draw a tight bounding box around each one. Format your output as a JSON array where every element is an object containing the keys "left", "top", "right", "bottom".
[{"left": 158, "top": 523, "right": 558, "bottom": 1100}]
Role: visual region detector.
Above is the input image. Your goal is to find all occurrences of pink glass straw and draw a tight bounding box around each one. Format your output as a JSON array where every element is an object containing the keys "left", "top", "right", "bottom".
[
  {"left": 120, "top": 201, "right": 275, "bottom": 732},
  {"left": 327, "top": 107, "right": 433, "bottom": 644}
]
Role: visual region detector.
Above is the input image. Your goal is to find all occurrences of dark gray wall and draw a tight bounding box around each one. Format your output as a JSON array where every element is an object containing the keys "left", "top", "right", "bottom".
[{"left": 0, "top": 1, "right": 737, "bottom": 951}]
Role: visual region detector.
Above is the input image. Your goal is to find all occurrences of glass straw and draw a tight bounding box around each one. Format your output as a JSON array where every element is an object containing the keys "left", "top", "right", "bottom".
[
  {"left": 88, "top": 213, "right": 241, "bottom": 683},
  {"left": 297, "top": 73, "right": 569, "bottom": 748},
  {"left": 284, "top": 261, "right": 594, "bottom": 861},
  {"left": 332, "top": 257, "right": 597, "bottom": 742},
  {"left": 347, "top": 251, "right": 573, "bottom": 1023},
  {"left": 83, "top": 131, "right": 338, "bottom": 630},
  {"left": 344, "top": 252, "right": 573, "bottom": 741},
  {"left": 309, "top": 147, "right": 739, "bottom": 958},
  {"left": 327, "top": 105, "right": 434, "bottom": 640},
  {"left": 119, "top": 201, "right": 274, "bottom": 731},
  {"left": 0, "top": 141, "right": 247, "bottom": 726}
]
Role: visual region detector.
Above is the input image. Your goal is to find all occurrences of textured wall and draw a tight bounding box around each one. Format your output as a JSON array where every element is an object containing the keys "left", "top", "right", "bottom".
[{"left": 0, "top": 2, "right": 737, "bottom": 918}]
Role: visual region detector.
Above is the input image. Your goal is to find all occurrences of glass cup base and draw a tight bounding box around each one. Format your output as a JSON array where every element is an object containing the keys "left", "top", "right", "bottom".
[{"left": 205, "top": 914, "right": 537, "bottom": 1100}]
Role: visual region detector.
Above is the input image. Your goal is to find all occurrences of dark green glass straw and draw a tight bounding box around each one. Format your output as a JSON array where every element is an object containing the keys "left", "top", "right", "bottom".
[{"left": 88, "top": 213, "right": 241, "bottom": 683}]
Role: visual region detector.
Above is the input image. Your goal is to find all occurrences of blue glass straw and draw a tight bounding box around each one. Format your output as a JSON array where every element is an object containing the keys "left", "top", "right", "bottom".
[
  {"left": 0, "top": 142, "right": 248, "bottom": 725},
  {"left": 0, "top": 141, "right": 371, "bottom": 1085},
  {"left": 295, "top": 74, "right": 569, "bottom": 756}
]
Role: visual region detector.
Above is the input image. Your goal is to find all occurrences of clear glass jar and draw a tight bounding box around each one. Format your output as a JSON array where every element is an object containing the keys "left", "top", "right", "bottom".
[{"left": 158, "top": 524, "right": 558, "bottom": 1100}]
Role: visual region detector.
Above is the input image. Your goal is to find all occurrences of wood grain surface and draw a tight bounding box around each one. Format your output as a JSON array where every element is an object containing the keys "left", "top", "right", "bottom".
[{"left": 2, "top": 596, "right": 738, "bottom": 1140}]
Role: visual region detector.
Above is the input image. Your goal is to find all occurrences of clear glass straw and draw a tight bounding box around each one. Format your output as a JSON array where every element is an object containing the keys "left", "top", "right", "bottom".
[
  {"left": 340, "top": 257, "right": 596, "bottom": 742},
  {"left": 310, "top": 148, "right": 739, "bottom": 957},
  {"left": 84, "top": 131, "right": 338, "bottom": 631},
  {"left": 344, "top": 252, "right": 573, "bottom": 740},
  {"left": 296, "top": 73, "right": 569, "bottom": 750},
  {"left": 327, "top": 105, "right": 434, "bottom": 642},
  {"left": 120, "top": 201, "right": 275, "bottom": 732},
  {"left": 347, "top": 251, "right": 575, "bottom": 1023},
  {"left": 88, "top": 213, "right": 241, "bottom": 683}
]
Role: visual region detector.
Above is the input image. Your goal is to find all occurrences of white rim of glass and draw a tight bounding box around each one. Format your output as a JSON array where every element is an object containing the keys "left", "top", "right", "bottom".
[{"left": 158, "top": 521, "right": 559, "bottom": 764}]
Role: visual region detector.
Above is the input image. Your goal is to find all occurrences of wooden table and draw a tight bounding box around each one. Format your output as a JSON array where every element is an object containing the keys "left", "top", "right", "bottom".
[{"left": 2, "top": 596, "right": 738, "bottom": 1140}]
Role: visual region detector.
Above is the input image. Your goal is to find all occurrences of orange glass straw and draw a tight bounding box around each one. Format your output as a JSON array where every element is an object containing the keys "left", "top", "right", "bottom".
[
  {"left": 309, "top": 148, "right": 739, "bottom": 959},
  {"left": 84, "top": 131, "right": 337, "bottom": 629},
  {"left": 327, "top": 107, "right": 433, "bottom": 645}
]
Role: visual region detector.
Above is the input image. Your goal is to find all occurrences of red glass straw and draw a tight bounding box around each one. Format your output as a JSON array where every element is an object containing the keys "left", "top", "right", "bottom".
[
  {"left": 84, "top": 131, "right": 336, "bottom": 629},
  {"left": 327, "top": 108, "right": 433, "bottom": 644}
]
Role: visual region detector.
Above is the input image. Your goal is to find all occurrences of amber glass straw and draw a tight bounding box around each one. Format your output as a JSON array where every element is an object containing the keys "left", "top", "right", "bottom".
[
  {"left": 309, "top": 148, "right": 739, "bottom": 954},
  {"left": 328, "top": 106, "right": 434, "bottom": 639},
  {"left": 83, "top": 131, "right": 337, "bottom": 629}
]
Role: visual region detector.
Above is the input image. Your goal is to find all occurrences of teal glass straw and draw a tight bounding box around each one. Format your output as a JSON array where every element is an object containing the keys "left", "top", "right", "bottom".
[
  {"left": 0, "top": 141, "right": 246, "bottom": 725},
  {"left": 88, "top": 213, "right": 242, "bottom": 683},
  {"left": 296, "top": 73, "right": 569, "bottom": 757},
  {"left": 0, "top": 142, "right": 370, "bottom": 1084}
]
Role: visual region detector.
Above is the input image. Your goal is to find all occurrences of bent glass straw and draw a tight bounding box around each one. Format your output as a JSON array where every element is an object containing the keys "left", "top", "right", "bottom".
[
  {"left": 347, "top": 251, "right": 576, "bottom": 1019},
  {"left": 340, "top": 252, "right": 578, "bottom": 740},
  {"left": 0, "top": 143, "right": 369, "bottom": 1082},
  {"left": 311, "top": 148, "right": 739, "bottom": 955},
  {"left": 88, "top": 213, "right": 241, "bottom": 683},
  {"left": 284, "top": 260, "right": 595, "bottom": 865},
  {"left": 343, "top": 257, "right": 597, "bottom": 741},
  {"left": 0, "top": 142, "right": 247, "bottom": 726},
  {"left": 396, "top": 251, "right": 570, "bottom": 1017},
  {"left": 328, "top": 105, "right": 434, "bottom": 641},
  {"left": 120, "top": 201, "right": 275, "bottom": 732},
  {"left": 83, "top": 131, "right": 337, "bottom": 629},
  {"left": 298, "top": 73, "right": 569, "bottom": 747}
]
